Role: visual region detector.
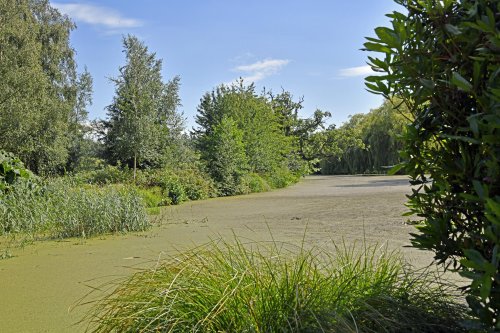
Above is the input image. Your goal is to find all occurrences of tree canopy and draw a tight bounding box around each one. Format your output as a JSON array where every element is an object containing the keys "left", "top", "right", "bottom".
[
  {"left": 104, "top": 35, "right": 182, "bottom": 179},
  {"left": 0, "top": 0, "right": 89, "bottom": 174}
]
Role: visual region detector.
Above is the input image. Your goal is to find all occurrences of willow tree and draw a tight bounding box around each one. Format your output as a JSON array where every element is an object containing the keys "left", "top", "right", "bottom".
[{"left": 105, "top": 35, "right": 181, "bottom": 180}]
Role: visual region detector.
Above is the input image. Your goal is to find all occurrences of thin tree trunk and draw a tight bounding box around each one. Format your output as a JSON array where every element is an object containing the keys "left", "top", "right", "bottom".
[{"left": 133, "top": 152, "right": 137, "bottom": 184}]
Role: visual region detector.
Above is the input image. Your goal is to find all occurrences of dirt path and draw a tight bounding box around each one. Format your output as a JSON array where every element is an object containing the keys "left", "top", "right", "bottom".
[{"left": 0, "top": 175, "right": 438, "bottom": 332}]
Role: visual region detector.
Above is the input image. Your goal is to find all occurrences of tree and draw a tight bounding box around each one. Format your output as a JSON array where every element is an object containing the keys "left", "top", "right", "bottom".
[
  {"left": 105, "top": 35, "right": 181, "bottom": 180},
  {"left": 365, "top": 0, "right": 500, "bottom": 328},
  {"left": 67, "top": 67, "right": 93, "bottom": 171},
  {"left": 0, "top": 0, "right": 83, "bottom": 174},
  {"left": 204, "top": 116, "right": 248, "bottom": 196},
  {"left": 194, "top": 81, "right": 289, "bottom": 175},
  {"left": 269, "top": 89, "right": 304, "bottom": 137},
  {"left": 269, "top": 91, "right": 331, "bottom": 173},
  {"left": 318, "top": 99, "right": 409, "bottom": 175}
]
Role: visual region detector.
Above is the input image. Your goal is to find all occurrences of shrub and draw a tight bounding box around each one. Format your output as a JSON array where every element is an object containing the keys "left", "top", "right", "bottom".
[
  {"left": 136, "top": 186, "right": 165, "bottom": 208},
  {"left": 264, "top": 166, "right": 300, "bottom": 189},
  {"left": 85, "top": 239, "right": 468, "bottom": 332},
  {"left": 241, "top": 172, "right": 271, "bottom": 193},
  {"left": 364, "top": 0, "right": 500, "bottom": 328},
  {"left": 162, "top": 178, "right": 186, "bottom": 205},
  {"left": 172, "top": 168, "right": 217, "bottom": 200},
  {"left": 73, "top": 163, "right": 131, "bottom": 185},
  {"left": 136, "top": 167, "right": 217, "bottom": 204},
  {"left": 0, "top": 150, "right": 37, "bottom": 193}
]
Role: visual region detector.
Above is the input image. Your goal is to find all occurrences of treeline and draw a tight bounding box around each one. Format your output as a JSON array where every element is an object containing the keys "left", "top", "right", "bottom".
[
  {"left": 0, "top": 0, "right": 330, "bottom": 215},
  {"left": 1, "top": 0, "right": 408, "bottom": 204},
  {"left": 318, "top": 99, "right": 409, "bottom": 175}
]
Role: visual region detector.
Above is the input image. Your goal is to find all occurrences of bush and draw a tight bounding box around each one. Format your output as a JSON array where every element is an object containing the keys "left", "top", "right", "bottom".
[
  {"left": 136, "top": 186, "right": 165, "bottom": 208},
  {"left": 0, "top": 150, "right": 37, "bottom": 193},
  {"left": 136, "top": 167, "right": 217, "bottom": 204},
  {"left": 85, "top": 239, "right": 468, "bottom": 332},
  {"left": 173, "top": 168, "right": 217, "bottom": 200},
  {"left": 264, "top": 167, "right": 300, "bottom": 189},
  {"left": 364, "top": 0, "right": 500, "bottom": 328},
  {"left": 72, "top": 163, "right": 130, "bottom": 185},
  {"left": 0, "top": 179, "right": 149, "bottom": 238},
  {"left": 241, "top": 172, "right": 271, "bottom": 193},
  {"left": 161, "top": 178, "right": 186, "bottom": 205}
]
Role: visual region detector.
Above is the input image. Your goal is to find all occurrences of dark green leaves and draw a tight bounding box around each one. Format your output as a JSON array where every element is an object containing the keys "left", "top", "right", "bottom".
[
  {"left": 451, "top": 72, "right": 473, "bottom": 92},
  {"left": 365, "top": 0, "right": 500, "bottom": 329}
]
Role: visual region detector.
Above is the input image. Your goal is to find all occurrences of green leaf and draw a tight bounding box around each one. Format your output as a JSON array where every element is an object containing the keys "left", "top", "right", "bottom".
[
  {"left": 420, "top": 79, "right": 435, "bottom": 90},
  {"left": 467, "top": 115, "right": 480, "bottom": 136},
  {"left": 374, "top": 27, "right": 400, "bottom": 49},
  {"left": 451, "top": 72, "right": 473, "bottom": 92},
  {"left": 445, "top": 24, "right": 461, "bottom": 35},
  {"left": 363, "top": 42, "right": 392, "bottom": 54},
  {"left": 440, "top": 134, "right": 480, "bottom": 144},
  {"left": 464, "top": 249, "right": 488, "bottom": 267},
  {"left": 365, "top": 82, "right": 382, "bottom": 93},
  {"left": 486, "top": 198, "right": 500, "bottom": 218},
  {"left": 480, "top": 274, "right": 492, "bottom": 301},
  {"left": 367, "top": 56, "right": 389, "bottom": 71},
  {"left": 365, "top": 75, "right": 381, "bottom": 83},
  {"left": 473, "top": 180, "right": 485, "bottom": 200},
  {"left": 388, "top": 163, "right": 404, "bottom": 175}
]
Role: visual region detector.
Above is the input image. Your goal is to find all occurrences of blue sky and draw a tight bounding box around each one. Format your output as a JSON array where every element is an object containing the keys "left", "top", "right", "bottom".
[{"left": 52, "top": 1, "right": 401, "bottom": 129}]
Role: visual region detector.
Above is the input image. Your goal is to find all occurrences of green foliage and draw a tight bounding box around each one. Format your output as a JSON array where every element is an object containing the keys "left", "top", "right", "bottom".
[
  {"left": 0, "top": 179, "right": 149, "bottom": 238},
  {"left": 320, "top": 99, "right": 408, "bottom": 175},
  {"left": 161, "top": 178, "right": 187, "bottom": 205},
  {"left": 194, "top": 81, "right": 288, "bottom": 174},
  {"left": 136, "top": 167, "right": 217, "bottom": 204},
  {"left": 263, "top": 166, "right": 300, "bottom": 189},
  {"left": 202, "top": 115, "right": 249, "bottom": 196},
  {"left": 73, "top": 163, "right": 131, "bottom": 185},
  {"left": 0, "top": 150, "right": 36, "bottom": 192},
  {"left": 241, "top": 173, "right": 271, "bottom": 193},
  {"left": 171, "top": 168, "right": 217, "bottom": 201},
  {"left": 67, "top": 68, "right": 94, "bottom": 171},
  {"left": 104, "top": 35, "right": 182, "bottom": 178},
  {"left": 365, "top": 0, "right": 500, "bottom": 328},
  {"left": 193, "top": 81, "right": 312, "bottom": 194},
  {"left": 0, "top": 0, "right": 90, "bottom": 174},
  {"left": 136, "top": 186, "right": 165, "bottom": 208},
  {"left": 86, "top": 239, "right": 467, "bottom": 332}
]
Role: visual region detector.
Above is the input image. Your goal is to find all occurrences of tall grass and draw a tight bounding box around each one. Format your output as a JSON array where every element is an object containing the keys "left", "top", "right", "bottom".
[
  {"left": 85, "top": 239, "right": 468, "bottom": 332},
  {"left": 0, "top": 179, "right": 149, "bottom": 239}
]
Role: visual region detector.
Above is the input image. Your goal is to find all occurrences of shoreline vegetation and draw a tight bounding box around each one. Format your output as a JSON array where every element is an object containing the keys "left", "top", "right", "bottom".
[
  {"left": 0, "top": 159, "right": 301, "bottom": 249},
  {"left": 84, "top": 238, "right": 469, "bottom": 333}
]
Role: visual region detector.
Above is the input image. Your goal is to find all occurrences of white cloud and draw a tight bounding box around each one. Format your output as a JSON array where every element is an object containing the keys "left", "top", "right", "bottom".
[
  {"left": 338, "top": 65, "right": 374, "bottom": 77},
  {"left": 53, "top": 3, "right": 142, "bottom": 29},
  {"left": 233, "top": 58, "right": 290, "bottom": 83}
]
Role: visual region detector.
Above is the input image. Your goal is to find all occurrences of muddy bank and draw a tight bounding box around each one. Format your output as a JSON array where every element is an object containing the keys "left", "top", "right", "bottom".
[{"left": 0, "top": 175, "right": 438, "bottom": 332}]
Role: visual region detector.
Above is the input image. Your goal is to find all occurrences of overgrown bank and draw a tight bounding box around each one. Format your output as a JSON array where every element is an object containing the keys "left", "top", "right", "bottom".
[{"left": 0, "top": 149, "right": 301, "bottom": 242}]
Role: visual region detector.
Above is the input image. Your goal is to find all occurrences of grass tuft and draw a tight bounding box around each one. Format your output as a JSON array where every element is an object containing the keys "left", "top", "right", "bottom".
[{"left": 85, "top": 238, "right": 468, "bottom": 332}]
